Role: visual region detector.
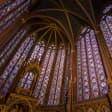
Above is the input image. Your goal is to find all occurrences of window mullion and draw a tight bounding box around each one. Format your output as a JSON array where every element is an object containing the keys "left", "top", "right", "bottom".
[
  {"left": 89, "top": 32, "right": 102, "bottom": 97},
  {"left": 53, "top": 48, "right": 62, "bottom": 104},
  {"left": 84, "top": 37, "right": 92, "bottom": 100},
  {"left": 38, "top": 48, "right": 52, "bottom": 98}
]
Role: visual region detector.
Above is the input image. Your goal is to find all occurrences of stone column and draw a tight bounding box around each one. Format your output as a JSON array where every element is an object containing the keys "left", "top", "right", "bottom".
[
  {"left": 95, "top": 28, "right": 112, "bottom": 105},
  {"left": 67, "top": 47, "right": 76, "bottom": 112}
]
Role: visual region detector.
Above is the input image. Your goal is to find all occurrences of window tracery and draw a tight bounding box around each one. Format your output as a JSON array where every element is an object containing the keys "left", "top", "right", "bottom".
[
  {"left": 18, "top": 72, "right": 34, "bottom": 90},
  {"left": 0, "top": 29, "right": 26, "bottom": 68},
  {"left": 48, "top": 46, "right": 65, "bottom": 105},
  {"left": 15, "top": 71, "right": 35, "bottom": 96},
  {"left": 0, "top": 0, "right": 31, "bottom": 33},
  {"left": 103, "top": 5, "right": 112, "bottom": 14},
  {"left": 100, "top": 15, "right": 112, "bottom": 58},
  {"left": 29, "top": 41, "right": 45, "bottom": 63},
  {"left": 77, "top": 28, "right": 108, "bottom": 102},
  {"left": 33, "top": 45, "right": 56, "bottom": 104},
  {"left": 0, "top": 36, "right": 34, "bottom": 96}
]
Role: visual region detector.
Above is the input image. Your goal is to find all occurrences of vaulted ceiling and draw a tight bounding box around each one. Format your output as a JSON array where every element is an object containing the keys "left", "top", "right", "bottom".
[{"left": 24, "top": 0, "right": 111, "bottom": 48}]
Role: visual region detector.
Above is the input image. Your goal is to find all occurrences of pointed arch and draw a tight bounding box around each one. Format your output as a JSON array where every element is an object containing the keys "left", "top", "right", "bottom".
[
  {"left": 100, "top": 5, "right": 112, "bottom": 58},
  {"left": 33, "top": 45, "right": 56, "bottom": 104},
  {"left": 103, "top": 4, "right": 112, "bottom": 14},
  {"left": 29, "top": 41, "right": 45, "bottom": 64},
  {"left": 0, "top": 29, "right": 27, "bottom": 68},
  {"left": 76, "top": 27, "right": 108, "bottom": 102},
  {"left": 0, "top": 35, "right": 35, "bottom": 97},
  {"left": 16, "top": 71, "right": 35, "bottom": 96},
  {"left": 0, "top": 0, "right": 31, "bottom": 33},
  {"left": 48, "top": 46, "right": 65, "bottom": 105},
  {"left": 6, "top": 98, "right": 33, "bottom": 112}
]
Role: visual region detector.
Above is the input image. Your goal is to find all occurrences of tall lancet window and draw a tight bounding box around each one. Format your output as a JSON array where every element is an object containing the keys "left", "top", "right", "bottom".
[
  {"left": 29, "top": 41, "right": 45, "bottom": 63},
  {"left": 48, "top": 46, "right": 65, "bottom": 105},
  {"left": 0, "top": 0, "right": 12, "bottom": 9},
  {"left": 77, "top": 27, "right": 108, "bottom": 102},
  {"left": 100, "top": 5, "right": 112, "bottom": 58},
  {"left": 0, "top": 0, "right": 31, "bottom": 33},
  {"left": 0, "top": 36, "right": 34, "bottom": 96},
  {"left": 0, "top": 29, "right": 26, "bottom": 68},
  {"left": 16, "top": 71, "right": 34, "bottom": 96},
  {"left": 33, "top": 45, "right": 56, "bottom": 104},
  {"left": 18, "top": 72, "right": 34, "bottom": 89}
]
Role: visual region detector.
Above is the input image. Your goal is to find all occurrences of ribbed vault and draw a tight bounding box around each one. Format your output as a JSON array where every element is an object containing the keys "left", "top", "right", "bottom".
[{"left": 22, "top": 0, "right": 111, "bottom": 49}]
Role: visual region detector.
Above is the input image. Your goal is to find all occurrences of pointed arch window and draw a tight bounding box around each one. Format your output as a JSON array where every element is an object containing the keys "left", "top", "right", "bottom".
[
  {"left": 103, "top": 5, "right": 112, "bottom": 14},
  {"left": 0, "top": 29, "right": 26, "bottom": 68},
  {"left": 0, "top": 36, "right": 34, "bottom": 96},
  {"left": 29, "top": 41, "right": 45, "bottom": 63},
  {"left": 18, "top": 72, "right": 34, "bottom": 89},
  {"left": 16, "top": 71, "right": 35, "bottom": 96},
  {"left": 100, "top": 5, "right": 112, "bottom": 58},
  {"left": 48, "top": 46, "right": 65, "bottom": 105},
  {"left": 0, "top": 0, "right": 31, "bottom": 33},
  {"left": 33, "top": 45, "right": 56, "bottom": 104},
  {"left": 77, "top": 28, "right": 108, "bottom": 102}
]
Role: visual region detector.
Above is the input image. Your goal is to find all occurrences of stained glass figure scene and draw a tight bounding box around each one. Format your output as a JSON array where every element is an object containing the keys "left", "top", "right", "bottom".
[
  {"left": 100, "top": 6, "right": 112, "bottom": 58},
  {"left": 0, "top": 36, "right": 34, "bottom": 96},
  {"left": 77, "top": 28, "right": 108, "bottom": 102}
]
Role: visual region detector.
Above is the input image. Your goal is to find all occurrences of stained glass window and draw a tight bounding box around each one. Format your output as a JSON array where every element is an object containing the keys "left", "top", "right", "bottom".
[
  {"left": 100, "top": 13, "right": 112, "bottom": 58},
  {"left": 0, "top": 29, "right": 26, "bottom": 68},
  {"left": 103, "top": 4, "right": 112, "bottom": 14},
  {"left": 0, "top": 0, "right": 11, "bottom": 9},
  {"left": 0, "top": 0, "right": 31, "bottom": 33},
  {"left": 33, "top": 45, "right": 56, "bottom": 104},
  {"left": 29, "top": 41, "right": 45, "bottom": 63},
  {"left": 17, "top": 72, "right": 34, "bottom": 89},
  {"left": 77, "top": 28, "right": 108, "bottom": 102},
  {"left": 0, "top": 36, "right": 34, "bottom": 96},
  {"left": 48, "top": 46, "right": 65, "bottom": 105}
]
